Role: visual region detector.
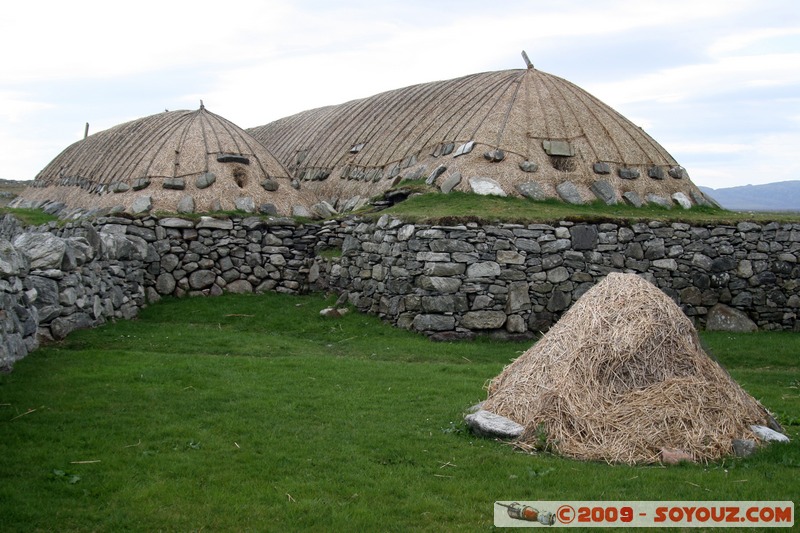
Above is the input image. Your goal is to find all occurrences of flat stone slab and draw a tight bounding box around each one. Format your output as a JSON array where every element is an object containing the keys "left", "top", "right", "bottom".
[
  {"left": 515, "top": 181, "right": 547, "bottom": 201},
  {"left": 159, "top": 217, "right": 195, "bottom": 228},
  {"left": 672, "top": 192, "right": 692, "bottom": 209},
  {"left": 440, "top": 172, "right": 462, "bottom": 194},
  {"left": 556, "top": 181, "right": 583, "bottom": 205},
  {"left": 464, "top": 409, "right": 524, "bottom": 439},
  {"left": 750, "top": 425, "right": 790, "bottom": 442},
  {"left": 197, "top": 217, "right": 233, "bottom": 230},
  {"left": 469, "top": 177, "right": 506, "bottom": 196}
]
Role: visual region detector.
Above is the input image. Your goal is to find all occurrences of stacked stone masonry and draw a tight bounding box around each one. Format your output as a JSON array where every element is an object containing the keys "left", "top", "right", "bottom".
[
  {"left": 315, "top": 216, "right": 800, "bottom": 340},
  {"left": 1, "top": 212, "right": 799, "bottom": 369}
]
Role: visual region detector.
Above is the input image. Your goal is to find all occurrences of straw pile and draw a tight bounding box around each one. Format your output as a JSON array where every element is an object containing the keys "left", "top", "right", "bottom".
[{"left": 482, "top": 273, "right": 773, "bottom": 464}]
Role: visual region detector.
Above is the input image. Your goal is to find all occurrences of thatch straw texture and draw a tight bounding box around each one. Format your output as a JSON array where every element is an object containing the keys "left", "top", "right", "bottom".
[
  {"left": 482, "top": 273, "right": 772, "bottom": 464},
  {"left": 23, "top": 107, "right": 317, "bottom": 215},
  {"left": 249, "top": 68, "right": 704, "bottom": 205}
]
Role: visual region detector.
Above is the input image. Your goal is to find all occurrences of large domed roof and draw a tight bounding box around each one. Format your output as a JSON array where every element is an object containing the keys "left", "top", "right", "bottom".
[
  {"left": 20, "top": 105, "right": 315, "bottom": 216},
  {"left": 249, "top": 61, "right": 708, "bottom": 208}
]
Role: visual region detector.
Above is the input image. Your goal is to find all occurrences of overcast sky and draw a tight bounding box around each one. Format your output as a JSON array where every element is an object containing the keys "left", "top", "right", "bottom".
[{"left": 2, "top": 0, "right": 799, "bottom": 189}]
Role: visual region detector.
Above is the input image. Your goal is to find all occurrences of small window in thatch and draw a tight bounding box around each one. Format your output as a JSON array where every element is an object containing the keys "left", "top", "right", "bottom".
[
  {"left": 550, "top": 155, "right": 577, "bottom": 172},
  {"left": 349, "top": 143, "right": 366, "bottom": 154},
  {"left": 232, "top": 166, "right": 247, "bottom": 188}
]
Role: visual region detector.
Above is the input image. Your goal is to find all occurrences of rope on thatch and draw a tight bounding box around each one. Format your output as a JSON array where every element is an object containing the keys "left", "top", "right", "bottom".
[
  {"left": 248, "top": 67, "right": 701, "bottom": 203},
  {"left": 482, "top": 273, "right": 773, "bottom": 465}
]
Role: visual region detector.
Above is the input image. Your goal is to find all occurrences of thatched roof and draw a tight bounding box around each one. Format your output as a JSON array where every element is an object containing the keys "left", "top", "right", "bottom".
[
  {"left": 482, "top": 273, "right": 773, "bottom": 464},
  {"left": 20, "top": 106, "right": 317, "bottom": 216},
  {"left": 248, "top": 63, "right": 709, "bottom": 208}
]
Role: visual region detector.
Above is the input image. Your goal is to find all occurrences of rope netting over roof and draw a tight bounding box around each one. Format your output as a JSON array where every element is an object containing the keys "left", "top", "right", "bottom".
[
  {"left": 22, "top": 106, "right": 316, "bottom": 216},
  {"left": 249, "top": 65, "right": 708, "bottom": 207}
]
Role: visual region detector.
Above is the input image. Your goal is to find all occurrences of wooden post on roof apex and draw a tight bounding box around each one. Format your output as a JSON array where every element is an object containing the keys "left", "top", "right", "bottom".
[
  {"left": 84, "top": 122, "right": 89, "bottom": 139},
  {"left": 521, "top": 50, "right": 534, "bottom": 70}
]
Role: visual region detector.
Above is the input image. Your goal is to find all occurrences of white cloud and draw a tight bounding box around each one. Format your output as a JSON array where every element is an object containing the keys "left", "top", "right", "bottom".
[
  {"left": 0, "top": 92, "right": 54, "bottom": 122},
  {"left": 1, "top": 0, "right": 799, "bottom": 188},
  {"left": 0, "top": 0, "right": 295, "bottom": 83},
  {"left": 708, "top": 26, "right": 800, "bottom": 56},
  {"left": 667, "top": 142, "right": 751, "bottom": 155},
  {"left": 585, "top": 52, "right": 800, "bottom": 108}
]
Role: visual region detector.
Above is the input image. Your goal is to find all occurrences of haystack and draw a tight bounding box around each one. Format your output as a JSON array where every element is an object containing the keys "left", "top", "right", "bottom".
[{"left": 482, "top": 273, "right": 774, "bottom": 464}]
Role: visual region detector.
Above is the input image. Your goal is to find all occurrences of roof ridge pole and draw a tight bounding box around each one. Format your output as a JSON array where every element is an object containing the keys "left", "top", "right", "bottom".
[{"left": 521, "top": 50, "right": 534, "bottom": 70}]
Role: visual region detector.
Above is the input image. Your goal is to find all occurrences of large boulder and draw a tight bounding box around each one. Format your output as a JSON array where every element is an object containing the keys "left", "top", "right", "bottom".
[
  {"left": 706, "top": 303, "right": 758, "bottom": 332},
  {"left": 0, "top": 239, "right": 28, "bottom": 277},
  {"left": 12, "top": 233, "right": 66, "bottom": 270}
]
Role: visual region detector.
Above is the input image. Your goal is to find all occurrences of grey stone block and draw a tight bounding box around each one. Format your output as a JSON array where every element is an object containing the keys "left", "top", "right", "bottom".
[
  {"left": 618, "top": 168, "right": 640, "bottom": 180},
  {"left": 556, "top": 181, "right": 583, "bottom": 204},
  {"left": 261, "top": 178, "right": 279, "bottom": 191},
  {"left": 590, "top": 180, "right": 617, "bottom": 205},
  {"left": 163, "top": 178, "right": 185, "bottom": 190},
  {"left": 440, "top": 172, "right": 462, "bottom": 194},
  {"left": 195, "top": 172, "right": 216, "bottom": 189},
  {"left": 622, "top": 191, "right": 643, "bottom": 207},
  {"left": 593, "top": 162, "right": 611, "bottom": 174},
  {"left": 515, "top": 181, "right": 547, "bottom": 200}
]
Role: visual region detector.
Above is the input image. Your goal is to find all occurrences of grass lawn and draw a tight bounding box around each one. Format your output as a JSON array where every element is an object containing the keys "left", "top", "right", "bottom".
[
  {"left": 380, "top": 189, "right": 800, "bottom": 225},
  {"left": 1, "top": 292, "right": 798, "bottom": 531}
]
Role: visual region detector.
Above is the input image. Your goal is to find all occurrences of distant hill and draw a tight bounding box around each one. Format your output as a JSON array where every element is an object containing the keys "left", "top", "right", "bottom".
[{"left": 700, "top": 181, "right": 800, "bottom": 212}]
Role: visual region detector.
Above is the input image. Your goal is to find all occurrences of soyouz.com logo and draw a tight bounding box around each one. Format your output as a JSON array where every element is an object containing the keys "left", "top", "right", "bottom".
[{"left": 494, "top": 501, "right": 794, "bottom": 527}]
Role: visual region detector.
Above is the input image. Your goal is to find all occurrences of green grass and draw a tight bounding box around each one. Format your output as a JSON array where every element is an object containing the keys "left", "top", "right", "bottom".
[
  {"left": 0, "top": 293, "right": 798, "bottom": 531},
  {"left": 0, "top": 207, "right": 59, "bottom": 226},
  {"left": 380, "top": 191, "right": 800, "bottom": 225}
]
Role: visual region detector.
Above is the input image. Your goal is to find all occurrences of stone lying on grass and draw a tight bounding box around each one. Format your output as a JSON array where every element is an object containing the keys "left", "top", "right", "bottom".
[
  {"left": 732, "top": 439, "right": 757, "bottom": 458},
  {"left": 320, "top": 307, "right": 349, "bottom": 318},
  {"left": 750, "top": 425, "right": 790, "bottom": 443},
  {"left": 464, "top": 410, "right": 524, "bottom": 439}
]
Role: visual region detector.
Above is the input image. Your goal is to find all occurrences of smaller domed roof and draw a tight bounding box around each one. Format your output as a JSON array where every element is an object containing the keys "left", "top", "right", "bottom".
[{"left": 22, "top": 106, "right": 315, "bottom": 216}]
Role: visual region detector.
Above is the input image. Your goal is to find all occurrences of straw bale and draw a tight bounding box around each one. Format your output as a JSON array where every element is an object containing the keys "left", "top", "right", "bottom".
[{"left": 482, "top": 273, "right": 773, "bottom": 464}]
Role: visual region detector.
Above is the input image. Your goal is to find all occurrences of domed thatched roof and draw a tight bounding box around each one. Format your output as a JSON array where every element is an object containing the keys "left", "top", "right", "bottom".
[
  {"left": 20, "top": 105, "right": 316, "bottom": 216},
  {"left": 249, "top": 61, "right": 709, "bottom": 208}
]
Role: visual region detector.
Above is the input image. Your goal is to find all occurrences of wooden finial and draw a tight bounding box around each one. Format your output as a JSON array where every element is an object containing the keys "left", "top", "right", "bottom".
[
  {"left": 84, "top": 122, "right": 89, "bottom": 139},
  {"left": 521, "top": 50, "right": 534, "bottom": 70},
  {"left": 200, "top": 99, "right": 205, "bottom": 110}
]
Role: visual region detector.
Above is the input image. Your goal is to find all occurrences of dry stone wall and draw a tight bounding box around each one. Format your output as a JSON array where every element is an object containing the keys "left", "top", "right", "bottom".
[
  {"left": 0, "top": 214, "right": 316, "bottom": 370},
  {"left": 2, "top": 212, "right": 799, "bottom": 370},
  {"left": 315, "top": 215, "right": 800, "bottom": 339}
]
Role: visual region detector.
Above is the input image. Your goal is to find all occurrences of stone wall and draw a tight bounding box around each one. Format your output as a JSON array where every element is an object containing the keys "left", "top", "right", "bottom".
[
  {"left": 2, "top": 212, "right": 799, "bottom": 370},
  {"left": 316, "top": 215, "right": 800, "bottom": 339},
  {"left": 0, "top": 214, "right": 316, "bottom": 370}
]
